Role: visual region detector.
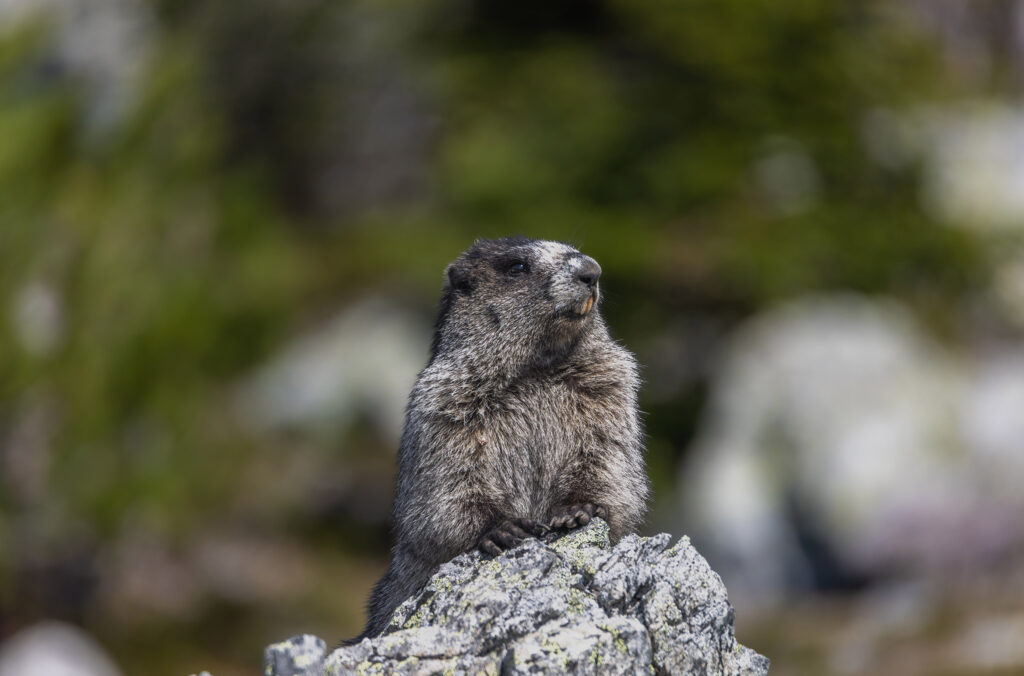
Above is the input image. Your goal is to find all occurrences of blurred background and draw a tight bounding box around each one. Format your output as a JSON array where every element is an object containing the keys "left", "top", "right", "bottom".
[{"left": 1, "top": 0, "right": 1023, "bottom": 674}]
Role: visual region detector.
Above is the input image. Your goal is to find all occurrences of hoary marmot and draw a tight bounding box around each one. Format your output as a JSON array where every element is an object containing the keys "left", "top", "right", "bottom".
[{"left": 359, "top": 236, "right": 649, "bottom": 638}]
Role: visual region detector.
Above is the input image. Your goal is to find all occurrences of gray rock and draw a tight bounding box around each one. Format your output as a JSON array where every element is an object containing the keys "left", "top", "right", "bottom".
[
  {"left": 265, "top": 519, "right": 768, "bottom": 675},
  {"left": 264, "top": 635, "right": 327, "bottom": 676}
]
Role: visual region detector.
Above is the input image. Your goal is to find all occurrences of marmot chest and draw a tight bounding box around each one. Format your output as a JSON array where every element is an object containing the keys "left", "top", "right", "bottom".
[{"left": 474, "top": 377, "right": 601, "bottom": 499}]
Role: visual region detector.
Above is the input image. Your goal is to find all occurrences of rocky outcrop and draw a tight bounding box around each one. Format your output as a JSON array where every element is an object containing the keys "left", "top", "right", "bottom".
[{"left": 265, "top": 519, "right": 769, "bottom": 675}]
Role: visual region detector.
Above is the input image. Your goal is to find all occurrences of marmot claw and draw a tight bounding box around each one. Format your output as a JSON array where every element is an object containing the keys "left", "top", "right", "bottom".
[
  {"left": 548, "top": 503, "right": 608, "bottom": 531},
  {"left": 477, "top": 518, "right": 550, "bottom": 556}
]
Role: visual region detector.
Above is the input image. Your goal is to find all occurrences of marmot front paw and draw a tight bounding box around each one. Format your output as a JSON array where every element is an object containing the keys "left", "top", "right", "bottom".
[
  {"left": 548, "top": 503, "right": 608, "bottom": 531},
  {"left": 477, "top": 518, "right": 550, "bottom": 556}
]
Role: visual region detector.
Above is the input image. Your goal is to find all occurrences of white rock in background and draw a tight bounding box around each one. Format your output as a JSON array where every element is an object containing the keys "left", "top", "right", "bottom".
[
  {"left": 992, "top": 250, "right": 1024, "bottom": 328},
  {"left": 962, "top": 352, "right": 1024, "bottom": 502},
  {"left": 0, "top": 622, "right": 122, "bottom": 676},
  {"left": 681, "top": 295, "right": 1024, "bottom": 602},
  {"left": 864, "top": 104, "right": 1024, "bottom": 326},
  {"left": 918, "top": 105, "right": 1024, "bottom": 234},
  {"left": 11, "top": 281, "right": 63, "bottom": 357},
  {"left": 864, "top": 103, "right": 1024, "bottom": 234},
  {"left": 237, "top": 298, "right": 429, "bottom": 446},
  {"left": 0, "top": 0, "right": 152, "bottom": 131}
]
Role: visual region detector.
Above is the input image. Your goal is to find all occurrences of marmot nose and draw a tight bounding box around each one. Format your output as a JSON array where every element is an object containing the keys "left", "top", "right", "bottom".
[{"left": 575, "top": 257, "right": 602, "bottom": 289}]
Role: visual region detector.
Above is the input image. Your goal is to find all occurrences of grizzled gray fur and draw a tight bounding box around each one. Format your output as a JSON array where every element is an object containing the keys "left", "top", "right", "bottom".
[{"left": 358, "top": 236, "right": 649, "bottom": 640}]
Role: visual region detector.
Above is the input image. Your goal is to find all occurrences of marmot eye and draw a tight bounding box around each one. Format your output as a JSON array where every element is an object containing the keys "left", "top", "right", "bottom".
[{"left": 508, "top": 261, "right": 529, "bottom": 274}]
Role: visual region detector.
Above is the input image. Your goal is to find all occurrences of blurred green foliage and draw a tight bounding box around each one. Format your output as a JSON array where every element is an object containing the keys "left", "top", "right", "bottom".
[
  {"left": 0, "top": 30, "right": 313, "bottom": 539},
  {"left": 0, "top": 1, "right": 994, "bottom": 674}
]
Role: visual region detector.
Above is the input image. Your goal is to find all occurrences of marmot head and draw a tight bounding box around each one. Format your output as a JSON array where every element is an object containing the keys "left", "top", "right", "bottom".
[{"left": 431, "top": 237, "right": 604, "bottom": 372}]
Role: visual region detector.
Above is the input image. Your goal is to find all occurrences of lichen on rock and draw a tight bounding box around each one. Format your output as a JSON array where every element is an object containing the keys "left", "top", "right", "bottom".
[{"left": 264, "top": 519, "right": 769, "bottom": 675}]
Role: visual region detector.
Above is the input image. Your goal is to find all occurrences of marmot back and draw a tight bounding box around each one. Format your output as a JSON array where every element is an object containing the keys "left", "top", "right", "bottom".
[{"left": 357, "top": 236, "right": 649, "bottom": 639}]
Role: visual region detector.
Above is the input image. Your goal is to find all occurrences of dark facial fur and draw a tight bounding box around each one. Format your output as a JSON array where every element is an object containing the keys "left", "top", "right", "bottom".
[{"left": 356, "top": 237, "right": 649, "bottom": 641}]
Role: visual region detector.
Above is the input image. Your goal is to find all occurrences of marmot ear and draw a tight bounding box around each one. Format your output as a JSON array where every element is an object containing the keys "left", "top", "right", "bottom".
[{"left": 446, "top": 263, "right": 475, "bottom": 295}]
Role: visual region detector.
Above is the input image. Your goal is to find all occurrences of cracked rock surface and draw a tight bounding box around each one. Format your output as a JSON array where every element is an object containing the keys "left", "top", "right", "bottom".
[{"left": 265, "top": 519, "right": 769, "bottom": 675}]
